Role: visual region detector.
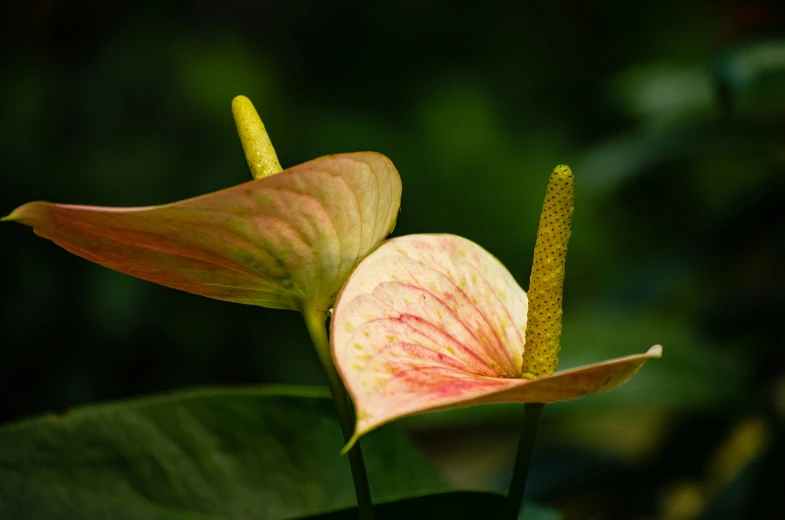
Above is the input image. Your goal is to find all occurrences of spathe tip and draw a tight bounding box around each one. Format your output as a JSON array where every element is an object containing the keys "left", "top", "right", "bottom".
[{"left": 340, "top": 431, "right": 360, "bottom": 455}]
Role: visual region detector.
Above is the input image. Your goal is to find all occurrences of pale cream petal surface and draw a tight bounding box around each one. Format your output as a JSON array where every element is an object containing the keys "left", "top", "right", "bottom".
[
  {"left": 332, "top": 234, "right": 661, "bottom": 440},
  {"left": 332, "top": 234, "right": 527, "bottom": 436}
]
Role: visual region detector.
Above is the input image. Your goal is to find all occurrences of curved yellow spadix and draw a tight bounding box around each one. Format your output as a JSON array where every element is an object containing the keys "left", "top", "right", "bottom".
[
  {"left": 231, "top": 95, "right": 282, "bottom": 179},
  {"left": 522, "top": 165, "right": 575, "bottom": 378}
]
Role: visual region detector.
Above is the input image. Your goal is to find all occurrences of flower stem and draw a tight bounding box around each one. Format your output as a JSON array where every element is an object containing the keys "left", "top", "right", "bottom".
[
  {"left": 302, "top": 304, "right": 374, "bottom": 520},
  {"left": 501, "top": 402, "right": 545, "bottom": 520}
]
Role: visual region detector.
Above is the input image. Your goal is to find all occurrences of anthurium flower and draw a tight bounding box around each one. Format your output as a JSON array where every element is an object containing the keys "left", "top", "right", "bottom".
[
  {"left": 3, "top": 97, "right": 402, "bottom": 313},
  {"left": 331, "top": 166, "right": 661, "bottom": 446}
]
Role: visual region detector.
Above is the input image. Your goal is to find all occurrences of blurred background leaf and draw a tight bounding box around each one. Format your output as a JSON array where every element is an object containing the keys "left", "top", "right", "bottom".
[
  {"left": 0, "top": 387, "right": 448, "bottom": 519},
  {"left": 1, "top": 0, "right": 784, "bottom": 518},
  {"left": 296, "top": 491, "right": 560, "bottom": 520}
]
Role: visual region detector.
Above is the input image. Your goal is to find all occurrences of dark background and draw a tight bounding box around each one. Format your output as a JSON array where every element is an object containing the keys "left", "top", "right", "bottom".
[{"left": 2, "top": 1, "right": 785, "bottom": 518}]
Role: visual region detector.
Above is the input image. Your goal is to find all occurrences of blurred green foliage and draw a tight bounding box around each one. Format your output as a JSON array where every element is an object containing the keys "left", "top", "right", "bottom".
[
  {"left": 0, "top": 387, "right": 448, "bottom": 519},
  {"left": 2, "top": 1, "right": 784, "bottom": 518},
  {"left": 298, "top": 492, "right": 559, "bottom": 520}
]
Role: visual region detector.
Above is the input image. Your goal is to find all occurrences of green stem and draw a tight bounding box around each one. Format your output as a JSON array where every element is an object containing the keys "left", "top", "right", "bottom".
[
  {"left": 501, "top": 403, "right": 545, "bottom": 520},
  {"left": 302, "top": 304, "right": 374, "bottom": 520}
]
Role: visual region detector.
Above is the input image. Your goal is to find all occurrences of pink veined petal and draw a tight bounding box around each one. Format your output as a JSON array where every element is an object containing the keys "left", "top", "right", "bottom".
[
  {"left": 4, "top": 152, "right": 401, "bottom": 311},
  {"left": 331, "top": 234, "right": 661, "bottom": 444}
]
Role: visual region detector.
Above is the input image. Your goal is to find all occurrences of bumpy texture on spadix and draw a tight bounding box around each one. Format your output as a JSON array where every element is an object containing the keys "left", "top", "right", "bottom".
[
  {"left": 232, "top": 95, "right": 282, "bottom": 179},
  {"left": 4, "top": 152, "right": 401, "bottom": 311},
  {"left": 332, "top": 234, "right": 661, "bottom": 443},
  {"left": 522, "top": 165, "right": 574, "bottom": 378}
]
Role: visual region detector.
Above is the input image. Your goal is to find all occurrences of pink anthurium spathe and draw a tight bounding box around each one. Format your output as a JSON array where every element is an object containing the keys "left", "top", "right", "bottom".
[
  {"left": 332, "top": 166, "right": 661, "bottom": 448},
  {"left": 3, "top": 96, "right": 401, "bottom": 516},
  {"left": 3, "top": 97, "right": 401, "bottom": 313}
]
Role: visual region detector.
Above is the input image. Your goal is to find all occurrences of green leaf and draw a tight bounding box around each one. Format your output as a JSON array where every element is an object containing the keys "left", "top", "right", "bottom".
[
  {"left": 293, "top": 491, "right": 561, "bottom": 520},
  {"left": 0, "top": 386, "right": 447, "bottom": 520}
]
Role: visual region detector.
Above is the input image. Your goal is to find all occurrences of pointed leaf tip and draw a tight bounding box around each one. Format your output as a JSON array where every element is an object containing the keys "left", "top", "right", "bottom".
[
  {"left": 2, "top": 202, "right": 42, "bottom": 226},
  {"left": 340, "top": 432, "right": 360, "bottom": 456}
]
